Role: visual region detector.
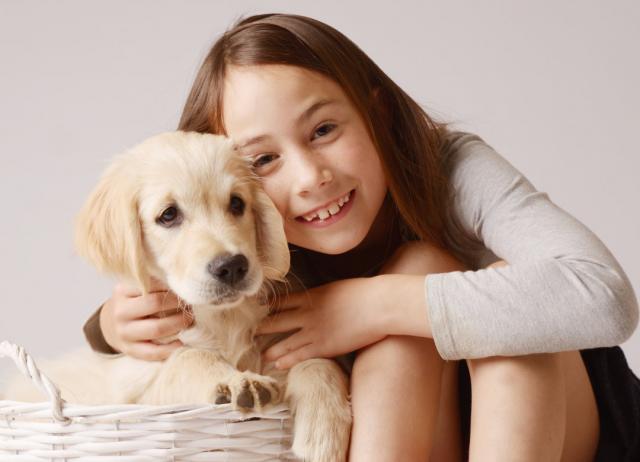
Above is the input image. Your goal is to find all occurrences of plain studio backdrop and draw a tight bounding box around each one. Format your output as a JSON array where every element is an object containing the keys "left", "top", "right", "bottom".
[{"left": 1, "top": 1, "right": 639, "bottom": 384}]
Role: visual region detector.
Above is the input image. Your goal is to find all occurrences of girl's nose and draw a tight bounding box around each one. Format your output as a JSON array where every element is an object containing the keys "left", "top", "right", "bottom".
[{"left": 292, "top": 152, "right": 334, "bottom": 196}]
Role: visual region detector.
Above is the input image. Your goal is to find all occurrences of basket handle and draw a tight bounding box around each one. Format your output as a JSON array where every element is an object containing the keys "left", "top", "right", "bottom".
[{"left": 0, "top": 340, "right": 70, "bottom": 424}]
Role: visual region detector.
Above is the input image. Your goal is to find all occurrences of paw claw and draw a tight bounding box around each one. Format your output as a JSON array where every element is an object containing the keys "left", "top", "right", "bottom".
[
  {"left": 236, "top": 379, "right": 255, "bottom": 409},
  {"left": 214, "top": 383, "right": 231, "bottom": 404},
  {"left": 253, "top": 380, "right": 272, "bottom": 406}
]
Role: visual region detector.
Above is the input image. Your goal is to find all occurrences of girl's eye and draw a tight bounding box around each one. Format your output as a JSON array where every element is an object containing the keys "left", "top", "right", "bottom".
[
  {"left": 156, "top": 205, "right": 183, "bottom": 227},
  {"left": 312, "top": 123, "right": 337, "bottom": 140},
  {"left": 252, "top": 153, "right": 278, "bottom": 169}
]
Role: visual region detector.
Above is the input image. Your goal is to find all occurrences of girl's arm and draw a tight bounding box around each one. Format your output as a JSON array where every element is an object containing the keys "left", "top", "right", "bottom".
[
  {"left": 423, "top": 132, "right": 638, "bottom": 360},
  {"left": 377, "top": 260, "right": 510, "bottom": 340}
]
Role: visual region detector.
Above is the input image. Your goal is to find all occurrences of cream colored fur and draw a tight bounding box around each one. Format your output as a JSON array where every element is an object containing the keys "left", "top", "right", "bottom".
[{"left": 4, "top": 132, "right": 351, "bottom": 462}]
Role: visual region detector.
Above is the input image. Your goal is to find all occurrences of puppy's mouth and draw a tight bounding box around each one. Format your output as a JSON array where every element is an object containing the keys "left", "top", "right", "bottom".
[
  {"left": 199, "top": 278, "right": 259, "bottom": 308},
  {"left": 168, "top": 268, "right": 263, "bottom": 308},
  {"left": 208, "top": 291, "right": 245, "bottom": 308}
]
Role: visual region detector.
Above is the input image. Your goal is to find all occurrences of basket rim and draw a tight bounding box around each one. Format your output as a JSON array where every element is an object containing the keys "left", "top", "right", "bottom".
[
  {"left": 1, "top": 340, "right": 292, "bottom": 424},
  {"left": 0, "top": 400, "right": 292, "bottom": 419}
]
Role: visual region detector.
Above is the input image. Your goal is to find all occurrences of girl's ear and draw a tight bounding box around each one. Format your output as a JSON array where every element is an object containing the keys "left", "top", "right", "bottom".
[
  {"left": 371, "top": 86, "right": 389, "bottom": 124},
  {"left": 74, "top": 155, "right": 151, "bottom": 292},
  {"left": 253, "top": 187, "right": 290, "bottom": 280}
]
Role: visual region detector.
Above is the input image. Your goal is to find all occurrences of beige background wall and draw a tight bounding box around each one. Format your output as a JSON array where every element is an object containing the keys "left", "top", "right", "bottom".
[{"left": 1, "top": 1, "right": 639, "bottom": 381}]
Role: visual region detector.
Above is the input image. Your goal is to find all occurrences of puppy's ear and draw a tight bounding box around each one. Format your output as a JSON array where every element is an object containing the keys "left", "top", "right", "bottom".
[
  {"left": 75, "top": 155, "right": 150, "bottom": 292},
  {"left": 253, "top": 187, "right": 290, "bottom": 280}
]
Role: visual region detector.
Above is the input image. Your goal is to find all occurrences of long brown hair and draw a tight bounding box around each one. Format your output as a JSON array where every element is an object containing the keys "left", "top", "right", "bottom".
[{"left": 179, "top": 13, "right": 456, "bottom": 252}]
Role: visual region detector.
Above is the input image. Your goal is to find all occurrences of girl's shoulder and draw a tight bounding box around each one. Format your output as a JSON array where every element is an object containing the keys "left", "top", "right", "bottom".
[
  {"left": 441, "top": 130, "right": 485, "bottom": 155},
  {"left": 440, "top": 130, "right": 529, "bottom": 194},
  {"left": 442, "top": 130, "right": 504, "bottom": 168},
  {"left": 438, "top": 130, "right": 538, "bottom": 266}
]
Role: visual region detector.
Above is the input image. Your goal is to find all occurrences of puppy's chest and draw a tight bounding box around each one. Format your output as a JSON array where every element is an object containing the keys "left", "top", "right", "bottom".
[{"left": 179, "top": 307, "right": 263, "bottom": 371}]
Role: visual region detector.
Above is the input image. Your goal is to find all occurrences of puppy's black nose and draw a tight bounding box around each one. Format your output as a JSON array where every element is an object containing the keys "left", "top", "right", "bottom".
[{"left": 207, "top": 254, "right": 249, "bottom": 286}]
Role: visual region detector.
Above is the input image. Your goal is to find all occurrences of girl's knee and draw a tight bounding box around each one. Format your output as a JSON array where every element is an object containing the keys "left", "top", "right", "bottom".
[
  {"left": 353, "top": 335, "right": 443, "bottom": 378},
  {"left": 358, "top": 335, "right": 441, "bottom": 362},
  {"left": 380, "top": 240, "right": 466, "bottom": 275}
]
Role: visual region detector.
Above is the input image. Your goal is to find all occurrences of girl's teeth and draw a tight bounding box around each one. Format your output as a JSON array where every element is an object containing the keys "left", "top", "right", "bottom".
[{"left": 301, "top": 190, "right": 352, "bottom": 222}]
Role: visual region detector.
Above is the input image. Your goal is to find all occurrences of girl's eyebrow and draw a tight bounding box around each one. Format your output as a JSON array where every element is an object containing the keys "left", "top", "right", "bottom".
[
  {"left": 297, "top": 98, "right": 336, "bottom": 124},
  {"left": 236, "top": 99, "right": 338, "bottom": 150},
  {"left": 237, "top": 135, "right": 269, "bottom": 149}
]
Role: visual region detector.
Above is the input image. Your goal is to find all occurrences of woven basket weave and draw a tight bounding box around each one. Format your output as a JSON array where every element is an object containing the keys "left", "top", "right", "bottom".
[{"left": 0, "top": 341, "right": 296, "bottom": 461}]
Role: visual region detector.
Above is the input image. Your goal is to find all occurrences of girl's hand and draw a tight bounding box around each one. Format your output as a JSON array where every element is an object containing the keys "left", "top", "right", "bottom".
[
  {"left": 257, "top": 277, "right": 392, "bottom": 369},
  {"left": 100, "top": 279, "right": 193, "bottom": 361}
]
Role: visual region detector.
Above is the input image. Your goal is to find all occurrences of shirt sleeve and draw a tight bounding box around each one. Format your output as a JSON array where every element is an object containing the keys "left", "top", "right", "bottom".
[
  {"left": 426, "top": 132, "right": 639, "bottom": 360},
  {"left": 83, "top": 304, "right": 120, "bottom": 355}
]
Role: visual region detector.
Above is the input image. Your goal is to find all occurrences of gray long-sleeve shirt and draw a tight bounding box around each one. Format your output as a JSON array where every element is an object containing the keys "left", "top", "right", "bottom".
[{"left": 427, "top": 131, "right": 638, "bottom": 360}]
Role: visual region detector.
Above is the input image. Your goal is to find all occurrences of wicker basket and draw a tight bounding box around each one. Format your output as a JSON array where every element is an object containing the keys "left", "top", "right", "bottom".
[{"left": 0, "top": 341, "right": 297, "bottom": 461}]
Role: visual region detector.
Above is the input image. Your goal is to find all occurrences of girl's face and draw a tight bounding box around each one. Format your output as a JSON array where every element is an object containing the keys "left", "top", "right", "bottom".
[{"left": 222, "top": 65, "right": 388, "bottom": 255}]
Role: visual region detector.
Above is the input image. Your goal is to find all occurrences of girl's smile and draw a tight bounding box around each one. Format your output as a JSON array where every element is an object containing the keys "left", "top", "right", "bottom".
[
  {"left": 295, "top": 188, "right": 355, "bottom": 228},
  {"left": 222, "top": 64, "right": 388, "bottom": 255}
]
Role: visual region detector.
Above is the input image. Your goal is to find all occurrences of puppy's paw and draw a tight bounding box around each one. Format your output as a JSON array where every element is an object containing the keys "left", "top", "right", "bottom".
[
  {"left": 214, "top": 372, "right": 281, "bottom": 412},
  {"left": 291, "top": 404, "right": 351, "bottom": 462}
]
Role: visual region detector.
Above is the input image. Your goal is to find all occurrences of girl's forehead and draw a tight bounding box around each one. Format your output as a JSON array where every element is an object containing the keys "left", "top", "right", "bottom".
[
  {"left": 224, "top": 64, "right": 345, "bottom": 103},
  {"left": 222, "top": 64, "right": 351, "bottom": 135}
]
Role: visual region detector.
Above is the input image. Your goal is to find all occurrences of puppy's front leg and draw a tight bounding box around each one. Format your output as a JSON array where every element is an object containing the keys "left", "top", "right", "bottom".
[
  {"left": 140, "top": 347, "right": 236, "bottom": 405},
  {"left": 140, "top": 347, "right": 281, "bottom": 411},
  {"left": 285, "top": 358, "right": 352, "bottom": 462}
]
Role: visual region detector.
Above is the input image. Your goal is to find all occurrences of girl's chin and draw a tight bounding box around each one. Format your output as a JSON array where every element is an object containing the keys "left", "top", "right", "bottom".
[{"left": 290, "top": 233, "right": 365, "bottom": 255}]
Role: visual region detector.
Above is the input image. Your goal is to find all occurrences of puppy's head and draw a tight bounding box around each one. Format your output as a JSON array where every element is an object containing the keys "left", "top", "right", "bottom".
[{"left": 75, "top": 131, "right": 290, "bottom": 308}]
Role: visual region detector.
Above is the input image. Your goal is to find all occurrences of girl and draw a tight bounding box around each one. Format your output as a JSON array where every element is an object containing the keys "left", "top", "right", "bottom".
[{"left": 84, "top": 13, "right": 640, "bottom": 461}]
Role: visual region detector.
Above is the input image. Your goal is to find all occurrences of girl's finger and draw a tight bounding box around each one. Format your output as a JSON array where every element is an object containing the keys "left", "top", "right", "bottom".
[
  {"left": 114, "top": 278, "right": 170, "bottom": 297},
  {"left": 147, "top": 277, "right": 171, "bottom": 293},
  {"left": 256, "top": 310, "right": 304, "bottom": 335},
  {"left": 156, "top": 306, "right": 193, "bottom": 322},
  {"left": 114, "top": 281, "right": 143, "bottom": 298},
  {"left": 180, "top": 306, "right": 195, "bottom": 325},
  {"left": 127, "top": 291, "right": 183, "bottom": 319},
  {"left": 123, "top": 313, "right": 187, "bottom": 342},
  {"left": 126, "top": 340, "right": 182, "bottom": 361},
  {"left": 274, "top": 343, "right": 316, "bottom": 370},
  {"left": 270, "top": 290, "right": 310, "bottom": 311},
  {"left": 262, "top": 331, "right": 310, "bottom": 362}
]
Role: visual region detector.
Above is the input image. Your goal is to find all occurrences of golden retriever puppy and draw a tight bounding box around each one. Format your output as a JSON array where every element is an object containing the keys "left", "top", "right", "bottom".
[{"left": 4, "top": 131, "right": 351, "bottom": 462}]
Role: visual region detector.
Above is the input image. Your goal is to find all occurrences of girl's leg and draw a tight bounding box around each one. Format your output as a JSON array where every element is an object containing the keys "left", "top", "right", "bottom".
[
  {"left": 466, "top": 351, "right": 599, "bottom": 462},
  {"left": 349, "top": 241, "right": 467, "bottom": 461},
  {"left": 467, "top": 353, "right": 566, "bottom": 461},
  {"left": 560, "top": 351, "right": 599, "bottom": 461},
  {"left": 349, "top": 336, "right": 453, "bottom": 461},
  {"left": 428, "top": 359, "right": 464, "bottom": 461}
]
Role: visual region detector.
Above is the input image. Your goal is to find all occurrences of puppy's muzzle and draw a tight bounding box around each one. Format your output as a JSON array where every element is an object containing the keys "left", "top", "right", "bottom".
[{"left": 207, "top": 253, "right": 249, "bottom": 287}]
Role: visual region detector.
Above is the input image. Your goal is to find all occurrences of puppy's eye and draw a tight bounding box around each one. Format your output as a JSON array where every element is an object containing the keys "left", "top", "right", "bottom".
[
  {"left": 229, "top": 194, "right": 245, "bottom": 217},
  {"left": 156, "top": 206, "right": 182, "bottom": 227}
]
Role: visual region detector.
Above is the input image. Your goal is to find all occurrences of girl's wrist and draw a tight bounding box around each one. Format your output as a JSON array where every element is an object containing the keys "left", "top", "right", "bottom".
[{"left": 373, "top": 274, "right": 433, "bottom": 339}]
